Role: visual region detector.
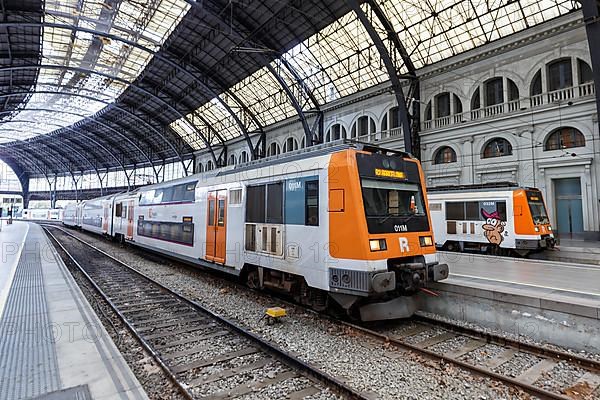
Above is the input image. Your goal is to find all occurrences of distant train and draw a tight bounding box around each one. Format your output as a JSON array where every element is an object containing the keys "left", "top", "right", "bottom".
[
  {"left": 428, "top": 184, "right": 555, "bottom": 256},
  {"left": 22, "top": 208, "right": 63, "bottom": 221},
  {"left": 63, "top": 141, "right": 448, "bottom": 321}
]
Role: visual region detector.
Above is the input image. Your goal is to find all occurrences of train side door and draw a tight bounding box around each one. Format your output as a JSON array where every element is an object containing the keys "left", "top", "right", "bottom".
[
  {"left": 102, "top": 202, "right": 109, "bottom": 233},
  {"left": 205, "top": 190, "right": 227, "bottom": 264},
  {"left": 126, "top": 200, "right": 134, "bottom": 240}
]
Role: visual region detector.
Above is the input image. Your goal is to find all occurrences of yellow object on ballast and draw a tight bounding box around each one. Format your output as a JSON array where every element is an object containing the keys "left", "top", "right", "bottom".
[{"left": 265, "top": 307, "right": 287, "bottom": 318}]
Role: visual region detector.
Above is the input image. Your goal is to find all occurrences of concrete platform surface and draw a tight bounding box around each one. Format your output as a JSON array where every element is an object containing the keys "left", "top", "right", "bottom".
[
  {"left": 0, "top": 222, "right": 148, "bottom": 400},
  {"left": 439, "top": 251, "right": 600, "bottom": 301},
  {"left": 423, "top": 251, "right": 600, "bottom": 353}
]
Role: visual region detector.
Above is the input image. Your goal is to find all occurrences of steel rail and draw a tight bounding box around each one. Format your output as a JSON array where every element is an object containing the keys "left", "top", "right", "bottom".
[{"left": 43, "top": 225, "right": 370, "bottom": 400}]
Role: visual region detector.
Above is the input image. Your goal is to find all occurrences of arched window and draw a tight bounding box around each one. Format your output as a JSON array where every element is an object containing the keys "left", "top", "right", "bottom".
[
  {"left": 578, "top": 59, "right": 593, "bottom": 84},
  {"left": 228, "top": 154, "right": 236, "bottom": 166},
  {"left": 325, "top": 124, "right": 347, "bottom": 142},
  {"left": 283, "top": 137, "right": 299, "bottom": 152},
  {"left": 531, "top": 70, "right": 542, "bottom": 96},
  {"left": 471, "top": 88, "right": 481, "bottom": 110},
  {"left": 432, "top": 93, "right": 463, "bottom": 118},
  {"left": 267, "top": 142, "right": 281, "bottom": 156},
  {"left": 434, "top": 146, "right": 457, "bottom": 164},
  {"left": 206, "top": 160, "right": 214, "bottom": 171},
  {"left": 424, "top": 101, "right": 432, "bottom": 121},
  {"left": 197, "top": 163, "right": 204, "bottom": 173},
  {"left": 544, "top": 127, "right": 585, "bottom": 151},
  {"left": 482, "top": 138, "right": 513, "bottom": 159},
  {"left": 454, "top": 94, "right": 463, "bottom": 114},
  {"left": 381, "top": 106, "right": 400, "bottom": 132},
  {"left": 507, "top": 79, "right": 519, "bottom": 101},
  {"left": 485, "top": 78, "right": 504, "bottom": 106},
  {"left": 239, "top": 151, "right": 249, "bottom": 164},
  {"left": 350, "top": 115, "right": 376, "bottom": 139},
  {"left": 548, "top": 59, "right": 572, "bottom": 91}
]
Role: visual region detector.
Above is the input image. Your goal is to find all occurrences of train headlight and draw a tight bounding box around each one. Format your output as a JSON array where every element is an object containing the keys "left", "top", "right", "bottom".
[
  {"left": 369, "top": 239, "right": 387, "bottom": 252},
  {"left": 548, "top": 225, "right": 552, "bottom": 231},
  {"left": 534, "top": 226, "right": 540, "bottom": 232},
  {"left": 419, "top": 236, "right": 434, "bottom": 247}
]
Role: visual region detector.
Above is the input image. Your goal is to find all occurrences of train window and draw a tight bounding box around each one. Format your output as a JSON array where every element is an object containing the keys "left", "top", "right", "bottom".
[
  {"left": 162, "top": 187, "right": 174, "bottom": 203},
  {"left": 152, "top": 189, "right": 164, "bottom": 204},
  {"left": 115, "top": 203, "right": 122, "bottom": 217},
  {"left": 246, "top": 185, "right": 266, "bottom": 223},
  {"left": 230, "top": 189, "right": 242, "bottom": 205},
  {"left": 245, "top": 224, "right": 256, "bottom": 251},
  {"left": 266, "top": 183, "right": 284, "bottom": 224},
  {"left": 496, "top": 201, "right": 507, "bottom": 220},
  {"left": 208, "top": 199, "right": 215, "bottom": 226},
  {"left": 446, "top": 202, "right": 465, "bottom": 220},
  {"left": 305, "top": 180, "right": 319, "bottom": 226},
  {"left": 218, "top": 199, "right": 225, "bottom": 226},
  {"left": 465, "top": 202, "right": 479, "bottom": 220}
]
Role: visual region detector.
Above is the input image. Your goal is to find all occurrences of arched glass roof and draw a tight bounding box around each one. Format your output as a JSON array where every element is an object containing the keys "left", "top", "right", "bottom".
[
  {"left": 170, "top": 0, "right": 578, "bottom": 150},
  {"left": 0, "top": 0, "right": 189, "bottom": 142},
  {"left": 0, "top": 0, "right": 581, "bottom": 179}
]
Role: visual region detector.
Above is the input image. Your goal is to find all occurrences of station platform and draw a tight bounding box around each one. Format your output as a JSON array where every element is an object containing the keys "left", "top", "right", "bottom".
[
  {"left": 424, "top": 251, "right": 600, "bottom": 353},
  {"left": 437, "top": 251, "right": 600, "bottom": 316},
  {"left": 531, "top": 239, "right": 600, "bottom": 265},
  {"left": 0, "top": 222, "right": 148, "bottom": 400}
]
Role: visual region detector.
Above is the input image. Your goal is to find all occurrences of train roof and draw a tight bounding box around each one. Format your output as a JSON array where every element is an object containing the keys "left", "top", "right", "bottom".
[
  {"left": 427, "top": 182, "right": 540, "bottom": 194},
  {"left": 137, "top": 139, "right": 413, "bottom": 193}
]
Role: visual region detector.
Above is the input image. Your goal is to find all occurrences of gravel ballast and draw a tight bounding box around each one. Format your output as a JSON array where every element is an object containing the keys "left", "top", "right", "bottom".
[{"left": 60, "top": 229, "right": 534, "bottom": 400}]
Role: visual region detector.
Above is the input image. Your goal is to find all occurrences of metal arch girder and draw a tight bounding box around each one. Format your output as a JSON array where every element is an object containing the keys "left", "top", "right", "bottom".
[
  {"left": 0, "top": 66, "right": 173, "bottom": 176},
  {"left": 41, "top": 139, "right": 103, "bottom": 190},
  {"left": 190, "top": 1, "right": 321, "bottom": 147},
  {"left": 0, "top": 87, "right": 188, "bottom": 165},
  {"left": 6, "top": 20, "right": 224, "bottom": 162},
  {"left": 0, "top": 145, "right": 51, "bottom": 180},
  {"left": 264, "top": 63, "right": 315, "bottom": 146},
  {"left": 0, "top": 153, "right": 30, "bottom": 194},
  {"left": 364, "top": 0, "right": 417, "bottom": 75},
  {"left": 0, "top": 64, "right": 189, "bottom": 171},
  {"left": 2, "top": 120, "right": 129, "bottom": 188},
  {"left": 579, "top": 0, "right": 600, "bottom": 122},
  {"left": 0, "top": 106, "right": 155, "bottom": 176},
  {"left": 1, "top": 21, "right": 256, "bottom": 161},
  {"left": 347, "top": 0, "right": 413, "bottom": 155},
  {"left": 0, "top": 123, "right": 108, "bottom": 189}
]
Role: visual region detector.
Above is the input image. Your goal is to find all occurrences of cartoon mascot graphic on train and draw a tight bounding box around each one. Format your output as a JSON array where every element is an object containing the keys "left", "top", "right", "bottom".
[{"left": 481, "top": 208, "right": 507, "bottom": 245}]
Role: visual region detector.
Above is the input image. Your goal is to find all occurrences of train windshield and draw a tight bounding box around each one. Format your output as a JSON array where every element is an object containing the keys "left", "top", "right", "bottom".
[
  {"left": 527, "top": 191, "right": 550, "bottom": 225},
  {"left": 362, "top": 180, "right": 426, "bottom": 220}
]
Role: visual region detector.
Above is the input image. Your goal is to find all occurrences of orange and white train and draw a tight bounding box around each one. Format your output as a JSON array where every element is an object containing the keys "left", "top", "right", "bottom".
[
  {"left": 428, "top": 184, "right": 555, "bottom": 256},
  {"left": 63, "top": 142, "right": 448, "bottom": 321}
]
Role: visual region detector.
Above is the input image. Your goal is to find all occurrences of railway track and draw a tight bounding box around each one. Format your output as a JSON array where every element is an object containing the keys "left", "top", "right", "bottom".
[
  {"left": 43, "top": 226, "right": 368, "bottom": 400},
  {"left": 343, "top": 317, "right": 600, "bottom": 400},
  {"left": 48, "top": 225, "right": 600, "bottom": 399}
]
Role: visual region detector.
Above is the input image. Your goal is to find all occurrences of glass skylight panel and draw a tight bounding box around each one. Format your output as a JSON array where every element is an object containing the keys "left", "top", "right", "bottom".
[{"left": 6, "top": 0, "right": 190, "bottom": 140}]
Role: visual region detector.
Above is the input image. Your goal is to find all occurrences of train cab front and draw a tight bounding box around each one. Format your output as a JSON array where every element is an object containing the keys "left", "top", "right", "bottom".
[
  {"left": 327, "top": 148, "right": 449, "bottom": 321},
  {"left": 515, "top": 189, "right": 555, "bottom": 252}
]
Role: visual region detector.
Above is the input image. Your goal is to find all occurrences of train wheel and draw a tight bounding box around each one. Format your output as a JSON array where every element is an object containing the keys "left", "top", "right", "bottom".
[
  {"left": 513, "top": 249, "right": 529, "bottom": 258},
  {"left": 246, "top": 269, "right": 260, "bottom": 289}
]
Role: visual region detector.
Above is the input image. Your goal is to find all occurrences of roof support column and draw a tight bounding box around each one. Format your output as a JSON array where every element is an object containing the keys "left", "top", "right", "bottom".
[
  {"left": 347, "top": 0, "right": 414, "bottom": 155},
  {"left": 580, "top": 0, "right": 600, "bottom": 123}
]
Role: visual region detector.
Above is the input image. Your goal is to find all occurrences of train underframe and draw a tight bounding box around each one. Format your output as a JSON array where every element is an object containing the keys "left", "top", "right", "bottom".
[
  {"left": 442, "top": 234, "right": 556, "bottom": 257},
  {"left": 242, "top": 256, "right": 449, "bottom": 321}
]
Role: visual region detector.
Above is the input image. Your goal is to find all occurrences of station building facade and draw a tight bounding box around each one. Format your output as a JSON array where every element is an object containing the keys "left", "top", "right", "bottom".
[{"left": 196, "top": 12, "right": 599, "bottom": 239}]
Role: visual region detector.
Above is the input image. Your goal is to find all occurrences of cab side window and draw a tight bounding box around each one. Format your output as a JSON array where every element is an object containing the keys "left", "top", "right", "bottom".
[{"left": 305, "top": 180, "right": 319, "bottom": 226}]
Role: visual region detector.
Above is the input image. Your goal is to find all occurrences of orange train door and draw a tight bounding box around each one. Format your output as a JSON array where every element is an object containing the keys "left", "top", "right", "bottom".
[
  {"left": 126, "top": 200, "right": 134, "bottom": 239},
  {"left": 205, "top": 190, "right": 227, "bottom": 264}
]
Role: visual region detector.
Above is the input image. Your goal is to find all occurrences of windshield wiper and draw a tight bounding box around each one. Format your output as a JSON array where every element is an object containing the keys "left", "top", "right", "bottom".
[{"left": 377, "top": 213, "right": 417, "bottom": 225}]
